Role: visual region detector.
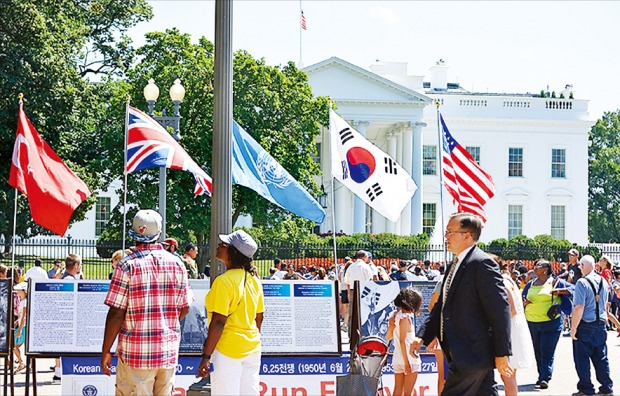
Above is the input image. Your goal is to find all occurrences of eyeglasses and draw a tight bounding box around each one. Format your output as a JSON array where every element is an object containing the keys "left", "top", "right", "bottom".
[
  {"left": 534, "top": 264, "right": 548, "bottom": 268},
  {"left": 444, "top": 230, "right": 469, "bottom": 236}
]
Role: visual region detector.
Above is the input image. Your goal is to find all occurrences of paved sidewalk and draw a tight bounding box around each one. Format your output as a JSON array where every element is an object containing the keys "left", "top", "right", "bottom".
[{"left": 2, "top": 330, "right": 619, "bottom": 395}]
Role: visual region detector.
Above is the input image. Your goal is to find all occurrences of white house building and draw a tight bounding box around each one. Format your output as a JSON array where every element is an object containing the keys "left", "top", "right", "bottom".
[
  {"left": 50, "top": 57, "right": 593, "bottom": 246},
  {"left": 306, "top": 57, "right": 593, "bottom": 244}
]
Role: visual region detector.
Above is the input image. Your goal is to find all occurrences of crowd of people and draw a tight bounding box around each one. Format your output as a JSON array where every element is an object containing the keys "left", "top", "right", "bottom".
[{"left": 3, "top": 208, "right": 620, "bottom": 395}]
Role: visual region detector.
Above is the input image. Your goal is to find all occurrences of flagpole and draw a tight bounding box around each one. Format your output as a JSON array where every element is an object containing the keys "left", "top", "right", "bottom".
[
  {"left": 11, "top": 94, "right": 24, "bottom": 272},
  {"left": 435, "top": 102, "right": 448, "bottom": 263},
  {"left": 328, "top": 104, "right": 338, "bottom": 270},
  {"left": 12, "top": 187, "right": 18, "bottom": 270},
  {"left": 122, "top": 98, "right": 130, "bottom": 255},
  {"left": 299, "top": 0, "right": 303, "bottom": 67}
]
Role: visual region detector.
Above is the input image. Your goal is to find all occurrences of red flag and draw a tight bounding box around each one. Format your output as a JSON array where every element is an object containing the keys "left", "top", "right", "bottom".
[
  {"left": 9, "top": 103, "right": 91, "bottom": 236},
  {"left": 301, "top": 10, "right": 307, "bottom": 30},
  {"left": 440, "top": 115, "right": 495, "bottom": 223}
]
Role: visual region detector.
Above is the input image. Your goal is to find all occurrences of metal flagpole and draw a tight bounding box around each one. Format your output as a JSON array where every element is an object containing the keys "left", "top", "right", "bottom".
[
  {"left": 299, "top": 0, "right": 303, "bottom": 67},
  {"left": 122, "top": 98, "right": 130, "bottom": 255},
  {"left": 328, "top": 103, "right": 338, "bottom": 269},
  {"left": 11, "top": 94, "right": 23, "bottom": 272},
  {"left": 435, "top": 101, "right": 449, "bottom": 263}
]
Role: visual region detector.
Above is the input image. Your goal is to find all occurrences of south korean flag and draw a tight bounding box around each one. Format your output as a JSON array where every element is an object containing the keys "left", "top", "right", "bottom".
[{"left": 329, "top": 109, "right": 417, "bottom": 222}]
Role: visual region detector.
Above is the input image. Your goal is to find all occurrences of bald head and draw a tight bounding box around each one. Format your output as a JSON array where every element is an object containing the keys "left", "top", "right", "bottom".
[{"left": 579, "top": 255, "right": 595, "bottom": 275}]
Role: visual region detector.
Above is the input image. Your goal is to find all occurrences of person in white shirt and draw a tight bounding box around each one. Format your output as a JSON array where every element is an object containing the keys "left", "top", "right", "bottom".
[
  {"left": 367, "top": 252, "right": 379, "bottom": 281},
  {"left": 273, "top": 261, "right": 288, "bottom": 280},
  {"left": 344, "top": 250, "right": 374, "bottom": 346},
  {"left": 24, "top": 259, "right": 48, "bottom": 281},
  {"left": 411, "top": 266, "right": 429, "bottom": 281}
]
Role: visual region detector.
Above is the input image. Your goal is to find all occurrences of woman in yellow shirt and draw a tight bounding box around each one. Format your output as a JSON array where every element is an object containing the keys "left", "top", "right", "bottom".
[
  {"left": 197, "top": 230, "right": 264, "bottom": 396},
  {"left": 523, "top": 259, "right": 572, "bottom": 390}
]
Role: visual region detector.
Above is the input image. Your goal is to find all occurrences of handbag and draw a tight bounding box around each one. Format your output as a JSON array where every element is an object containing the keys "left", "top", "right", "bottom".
[
  {"left": 547, "top": 278, "right": 561, "bottom": 319},
  {"left": 546, "top": 303, "right": 561, "bottom": 319}
]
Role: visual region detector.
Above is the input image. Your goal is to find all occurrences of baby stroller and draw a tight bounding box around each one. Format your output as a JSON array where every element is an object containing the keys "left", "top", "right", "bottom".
[{"left": 337, "top": 334, "right": 390, "bottom": 396}]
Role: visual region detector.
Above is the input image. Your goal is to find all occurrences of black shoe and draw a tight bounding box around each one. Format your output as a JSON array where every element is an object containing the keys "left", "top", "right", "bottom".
[
  {"left": 536, "top": 380, "right": 541, "bottom": 386},
  {"left": 540, "top": 381, "right": 549, "bottom": 389},
  {"left": 52, "top": 375, "right": 61, "bottom": 383}
]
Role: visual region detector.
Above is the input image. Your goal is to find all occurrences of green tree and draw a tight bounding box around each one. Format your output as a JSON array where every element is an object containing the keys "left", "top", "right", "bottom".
[
  {"left": 588, "top": 110, "right": 620, "bottom": 242},
  {"left": 0, "top": 0, "right": 151, "bottom": 239},
  {"left": 98, "top": 29, "right": 329, "bottom": 250}
]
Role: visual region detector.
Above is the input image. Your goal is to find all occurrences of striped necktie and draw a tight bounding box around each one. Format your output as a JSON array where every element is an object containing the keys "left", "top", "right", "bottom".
[{"left": 440, "top": 258, "right": 458, "bottom": 341}]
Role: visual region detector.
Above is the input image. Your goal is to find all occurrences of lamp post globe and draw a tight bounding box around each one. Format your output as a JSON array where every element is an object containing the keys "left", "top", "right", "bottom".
[
  {"left": 143, "top": 78, "right": 160, "bottom": 115},
  {"left": 141, "top": 78, "right": 185, "bottom": 241},
  {"left": 169, "top": 78, "right": 186, "bottom": 103}
]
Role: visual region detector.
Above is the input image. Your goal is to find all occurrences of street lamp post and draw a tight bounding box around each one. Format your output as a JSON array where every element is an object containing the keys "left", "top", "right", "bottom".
[{"left": 143, "top": 78, "right": 186, "bottom": 240}]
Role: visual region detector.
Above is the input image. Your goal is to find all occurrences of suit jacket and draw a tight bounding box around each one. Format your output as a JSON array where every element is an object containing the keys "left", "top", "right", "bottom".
[{"left": 419, "top": 246, "right": 511, "bottom": 372}]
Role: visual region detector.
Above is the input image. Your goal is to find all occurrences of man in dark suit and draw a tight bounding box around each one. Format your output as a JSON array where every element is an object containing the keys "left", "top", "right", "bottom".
[{"left": 412, "top": 212, "right": 514, "bottom": 395}]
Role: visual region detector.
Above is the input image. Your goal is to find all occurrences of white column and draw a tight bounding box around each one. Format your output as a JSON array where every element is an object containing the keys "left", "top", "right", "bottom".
[
  {"left": 334, "top": 180, "right": 352, "bottom": 234},
  {"left": 401, "top": 123, "right": 413, "bottom": 235},
  {"left": 386, "top": 132, "right": 398, "bottom": 234},
  {"left": 352, "top": 120, "right": 369, "bottom": 234},
  {"left": 409, "top": 122, "right": 426, "bottom": 235}
]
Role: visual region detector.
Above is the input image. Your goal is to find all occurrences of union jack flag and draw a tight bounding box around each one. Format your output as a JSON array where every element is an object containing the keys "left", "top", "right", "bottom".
[{"left": 126, "top": 106, "right": 212, "bottom": 196}]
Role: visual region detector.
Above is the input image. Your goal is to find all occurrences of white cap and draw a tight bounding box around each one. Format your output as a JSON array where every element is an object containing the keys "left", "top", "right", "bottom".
[
  {"left": 129, "top": 209, "right": 162, "bottom": 243},
  {"left": 219, "top": 230, "right": 258, "bottom": 259}
]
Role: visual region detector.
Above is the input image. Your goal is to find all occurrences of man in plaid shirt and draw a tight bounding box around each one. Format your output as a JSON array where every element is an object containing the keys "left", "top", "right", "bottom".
[{"left": 100, "top": 209, "right": 192, "bottom": 395}]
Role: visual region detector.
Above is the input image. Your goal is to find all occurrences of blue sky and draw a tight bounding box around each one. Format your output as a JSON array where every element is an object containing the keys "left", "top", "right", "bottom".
[{"left": 129, "top": 1, "right": 620, "bottom": 121}]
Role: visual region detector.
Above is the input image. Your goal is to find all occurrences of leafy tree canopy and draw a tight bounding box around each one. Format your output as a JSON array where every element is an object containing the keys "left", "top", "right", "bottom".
[
  {"left": 588, "top": 110, "right": 620, "bottom": 243},
  {"left": 98, "top": 29, "right": 330, "bottom": 247},
  {"left": 0, "top": 0, "right": 151, "bottom": 238}
]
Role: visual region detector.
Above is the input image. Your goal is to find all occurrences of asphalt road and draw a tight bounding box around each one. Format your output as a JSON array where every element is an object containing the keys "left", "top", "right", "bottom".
[{"left": 3, "top": 330, "right": 619, "bottom": 395}]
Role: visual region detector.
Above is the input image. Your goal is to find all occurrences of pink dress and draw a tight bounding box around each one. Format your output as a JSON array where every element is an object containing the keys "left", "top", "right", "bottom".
[{"left": 391, "top": 310, "right": 421, "bottom": 373}]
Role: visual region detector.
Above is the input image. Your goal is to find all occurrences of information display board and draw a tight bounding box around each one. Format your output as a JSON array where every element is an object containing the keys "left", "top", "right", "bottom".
[
  {"left": 0, "top": 279, "right": 9, "bottom": 356},
  {"left": 25, "top": 278, "right": 340, "bottom": 356},
  {"left": 26, "top": 280, "right": 113, "bottom": 354},
  {"left": 261, "top": 280, "right": 341, "bottom": 355},
  {"left": 358, "top": 280, "right": 438, "bottom": 353},
  {"left": 179, "top": 280, "right": 209, "bottom": 354}
]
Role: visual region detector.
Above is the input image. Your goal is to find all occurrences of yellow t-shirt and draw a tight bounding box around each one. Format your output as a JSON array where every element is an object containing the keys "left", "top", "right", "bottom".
[
  {"left": 524, "top": 278, "right": 558, "bottom": 322},
  {"left": 206, "top": 268, "right": 264, "bottom": 359}
]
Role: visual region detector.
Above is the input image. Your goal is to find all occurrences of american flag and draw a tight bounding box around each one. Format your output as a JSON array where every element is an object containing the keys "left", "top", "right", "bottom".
[
  {"left": 126, "top": 106, "right": 212, "bottom": 196},
  {"left": 301, "top": 10, "right": 307, "bottom": 30},
  {"left": 440, "top": 115, "right": 495, "bottom": 222}
]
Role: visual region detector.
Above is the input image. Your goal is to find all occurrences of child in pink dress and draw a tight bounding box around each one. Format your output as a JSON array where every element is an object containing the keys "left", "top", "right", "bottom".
[{"left": 387, "top": 287, "right": 423, "bottom": 396}]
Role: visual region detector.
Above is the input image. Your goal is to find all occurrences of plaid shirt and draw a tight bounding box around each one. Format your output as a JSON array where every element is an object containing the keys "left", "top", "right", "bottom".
[{"left": 104, "top": 243, "right": 192, "bottom": 369}]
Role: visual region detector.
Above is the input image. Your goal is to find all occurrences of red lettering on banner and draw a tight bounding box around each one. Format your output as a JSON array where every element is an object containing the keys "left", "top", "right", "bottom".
[
  {"left": 413, "top": 385, "right": 430, "bottom": 396},
  {"left": 320, "top": 380, "right": 335, "bottom": 395},
  {"left": 172, "top": 387, "right": 186, "bottom": 396},
  {"left": 259, "top": 382, "right": 308, "bottom": 396},
  {"left": 379, "top": 386, "right": 392, "bottom": 396}
]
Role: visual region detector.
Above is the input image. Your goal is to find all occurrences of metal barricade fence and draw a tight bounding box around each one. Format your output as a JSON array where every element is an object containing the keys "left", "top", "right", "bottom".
[{"left": 0, "top": 237, "right": 609, "bottom": 280}]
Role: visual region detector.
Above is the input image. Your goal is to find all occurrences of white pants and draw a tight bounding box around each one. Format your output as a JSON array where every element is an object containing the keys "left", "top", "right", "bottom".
[{"left": 211, "top": 349, "right": 261, "bottom": 396}]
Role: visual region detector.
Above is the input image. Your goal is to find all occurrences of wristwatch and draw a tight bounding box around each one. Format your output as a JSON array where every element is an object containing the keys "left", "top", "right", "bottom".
[{"left": 201, "top": 354, "right": 211, "bottom": 360}]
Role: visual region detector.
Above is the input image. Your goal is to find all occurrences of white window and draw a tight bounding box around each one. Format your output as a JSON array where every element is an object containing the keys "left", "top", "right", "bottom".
[
  {"left": 95, "top": 197, "right": 111, "bottom": 237},
  {"left": 423, "top": 145, "right": 437, "bottom": 175},
  {"left": 551, "top": 149, "right": 566, "bottom": 178},
  {"left": 508, "top": 148, "right": 523, "bottom": 177},
  {"left": 422, "top": 203, "right": 436, "bottom": 237},
  {"left": 551, "top": 205, "right": 566, "bottom": 240},
  {"left": 465, "top": 146, "right": 480, "bottom": 164},
  {"left": 508, "top": 205, "right": 522, "bottom": 239}
]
